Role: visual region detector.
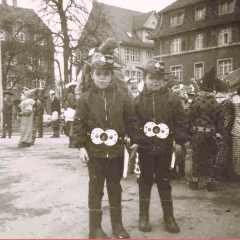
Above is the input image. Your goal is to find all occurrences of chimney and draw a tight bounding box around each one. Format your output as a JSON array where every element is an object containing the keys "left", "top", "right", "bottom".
[{"left": 12, "top": 0, "right": 17, "bottom": 7}]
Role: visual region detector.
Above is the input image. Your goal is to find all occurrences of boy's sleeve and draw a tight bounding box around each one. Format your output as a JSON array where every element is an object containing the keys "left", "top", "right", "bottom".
[
  {"left": 171, "top": 94, "right": 189, "bottom": 145},
  {"left": 72, "top": 95, "right": 88, "bottom": 149},
  {"left": 123, "top": 94, "right": 144, "bottom": 145}
]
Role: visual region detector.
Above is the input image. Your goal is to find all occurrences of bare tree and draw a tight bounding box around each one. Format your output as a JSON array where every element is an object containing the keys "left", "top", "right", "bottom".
[{"left": 34, "top": 0, "right": 91, "bottom": 84}]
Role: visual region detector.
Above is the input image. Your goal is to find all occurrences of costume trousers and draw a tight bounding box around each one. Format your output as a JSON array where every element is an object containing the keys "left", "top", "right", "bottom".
[
  {"left": 2, "top": 114, "right": 12, "bottom": 137},
  {"left": 51, "top": 120, "right": 60, "bottom": 137},
  {"left": 36, "top": 115, "right": 43, "bottom": 136},
  {"left": 138, "top": 142, "right": 173, "bottom": 201},
  {"left": 87, "top": 157, "right": 124, "bottom": 209},
  {"left": 192, "top": 132, "right": 216, "bottom": 179}
]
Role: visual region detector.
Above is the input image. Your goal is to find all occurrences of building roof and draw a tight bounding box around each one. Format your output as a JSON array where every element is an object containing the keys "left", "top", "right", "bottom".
[
  {"left": 150, "top": 0, "right": 240, "bottom": 38},
  {"left": 132, "top": 10, "right": 155, "bottom": 31},
  {"left": 0, "top": 4, "right": 50, "bottom": 30},
  {"left": 161, "top": 0, "right": 203, "bottom": 13},
  {"left": 82, "top": 2, "right": 154, "bottom": 47}
]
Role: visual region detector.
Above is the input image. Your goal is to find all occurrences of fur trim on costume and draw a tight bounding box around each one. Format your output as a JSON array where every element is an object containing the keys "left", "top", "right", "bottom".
[{"left": 98, "top": 38, "right": 119, "bottom": 55}]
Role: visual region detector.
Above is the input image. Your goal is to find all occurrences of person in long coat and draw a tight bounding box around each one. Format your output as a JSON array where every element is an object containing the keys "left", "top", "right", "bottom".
[
  {"left": 49, "top": 90, "right": 61, "bottom": 138},
  {"left": 188, "top": 66, "right": 223, "bottom": 191},
  {"left": 1, "top": 91, "right": 14, "bottom": 138},
  {"left": 18, "top": 89, "right": 37, "bottom": 148}
]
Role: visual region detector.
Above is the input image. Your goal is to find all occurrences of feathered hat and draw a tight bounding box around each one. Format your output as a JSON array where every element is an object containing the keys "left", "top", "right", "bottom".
[
  {"left": 197, "top": 66, "right": 216, "bottom": 92},
  {"left": 98, "top": 38, "right": 119, "bottom": 55}
]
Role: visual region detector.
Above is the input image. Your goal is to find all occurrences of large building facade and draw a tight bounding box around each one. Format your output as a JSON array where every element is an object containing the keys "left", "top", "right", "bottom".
[
  {"left": 150, "top": 0, "right": 240, "bottom": 83},
  {"left": 0, "top": 0, "right": 55, "bottom": 112},
  {"left": 76, "top": 2, "right": 158, "bottom": 82}
]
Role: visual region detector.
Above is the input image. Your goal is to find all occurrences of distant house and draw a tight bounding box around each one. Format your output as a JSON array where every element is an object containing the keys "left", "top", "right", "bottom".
[
  {"left": 149, "top": 0, "right": 240, "bottom": 83},
  {"left": 76, "top": 2, "right": 158, "bottom": 82},
  {"left": 0, "top": 0, "right": 55, "bottom": 113}
]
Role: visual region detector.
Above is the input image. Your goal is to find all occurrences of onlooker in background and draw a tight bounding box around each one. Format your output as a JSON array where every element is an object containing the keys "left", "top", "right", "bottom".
[
  {"left": 35, "top": 97, "right": 44, "bottom": 138},
  {"left": 64, "top": 82, "right": 77, "bottom": 148},
  {"left": 1, "top": 91, "right": 14, "bottom": 138},
  {"left": 49, "top": 90, "right": 61, "bottom": 138},
  {"left": 127, "top": 77, "right": 140, "bottom": 98},
  {"left": 18, "top": 90, "right": 36, "bottom": 148},
  {"left": 188, "top": 66, "right": 222, "bottom": 191}
]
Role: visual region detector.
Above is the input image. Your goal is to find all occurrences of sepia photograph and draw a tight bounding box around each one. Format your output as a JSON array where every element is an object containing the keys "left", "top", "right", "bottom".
[{"left": 0, "top": 0, "right": 240, "bottom": 238}]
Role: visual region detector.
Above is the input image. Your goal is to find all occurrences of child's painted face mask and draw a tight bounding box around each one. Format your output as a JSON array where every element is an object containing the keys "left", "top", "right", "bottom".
[
  {"left": 92, "top": 68, "right": 112, "bottom": 89},
  {"left": 145, "top": 73, "right": 164, "bottom": 92}
]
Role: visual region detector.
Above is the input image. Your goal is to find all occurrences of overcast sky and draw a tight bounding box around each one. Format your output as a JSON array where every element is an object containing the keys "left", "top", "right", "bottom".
[{"left": 11, "top": 0, "right": 176, "bottom": 13}]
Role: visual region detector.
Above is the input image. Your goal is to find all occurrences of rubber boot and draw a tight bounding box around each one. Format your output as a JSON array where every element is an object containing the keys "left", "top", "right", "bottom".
[
  {"left": 110, "top": 206, "right": 130, "bottom": 239},
  {"left": 89, "top": 209, "right": 110, "bottom": 239},
  {"left": 139, "top": 199, "right": 151, "bottom": 232},
  {"left": 189, "top": 180, "right": 198, "bottom": 190},
  {"left": 206, "top": 179, "right": 216, "bottom": 192},
  {"left": 161, "top": 200, "right": 180, "bottom": 233}
]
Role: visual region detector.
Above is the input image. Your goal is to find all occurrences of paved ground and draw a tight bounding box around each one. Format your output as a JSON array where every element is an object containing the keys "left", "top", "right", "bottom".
[{"left": 0, "top": 135, "right": 240, "bottom": 238}]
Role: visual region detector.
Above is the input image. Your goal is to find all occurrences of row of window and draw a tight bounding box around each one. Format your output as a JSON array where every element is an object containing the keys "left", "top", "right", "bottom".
[
  {"left": 171, "top": 1, "right": 236, "bottom": 26},
  {"left": 0, "top": 30, "right": 46, "bottom": 45},
  {"left": 125, "top": 49, "right": 154, "bottom": 63},
  {"left": 7, "top": 56, "right": 46, "bottom": 67},
  {"left": 170, "top": 27, "right": 233, "bottom": 54},
  {"left": 171, "top": 58, "right": 232, "bottom": 81},
  {"left": 125, "top": 70, "right": 142, "bottom": 82},
  {"left": 6, "top": 76, "right": 46, "bottom": 89}
]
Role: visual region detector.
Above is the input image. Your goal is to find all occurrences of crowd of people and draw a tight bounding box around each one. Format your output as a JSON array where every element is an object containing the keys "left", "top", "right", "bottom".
[{"left": 1, "top": 37, "right": 240, "bottom": 239}]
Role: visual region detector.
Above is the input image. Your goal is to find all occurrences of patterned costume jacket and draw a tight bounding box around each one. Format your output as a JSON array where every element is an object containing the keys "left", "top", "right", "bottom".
[
  {"left": 73, "top": 83, "right": 142, "bottom": 158},
  {"left": 134, "top": 87, "right": 188, "bottom": 155},
  {"left": 188, "top": 92, "right": 223, "bottom": 136}
]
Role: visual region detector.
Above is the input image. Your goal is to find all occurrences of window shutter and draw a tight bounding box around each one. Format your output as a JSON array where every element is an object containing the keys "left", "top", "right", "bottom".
[
  {"left": 190, "top": 36, "right": 195, "bottom": 50},
  {"left": 211, "top": 32, "right": 217, "bottom": 46},
  {"left": 232, "top": 28, "right": 236, "bottom": 43},
  {"left": 182, "top": 38, "right": 186, "bottom": 51},
  {"left": 203, "top": 34, "right": 208, "bottom": 48},
  {"left": 165, "top": 41, "right": 170, "bottom": 54}
]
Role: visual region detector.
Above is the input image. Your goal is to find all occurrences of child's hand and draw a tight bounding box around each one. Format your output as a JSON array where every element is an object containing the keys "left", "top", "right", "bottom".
[
  {"left": 79, "top": 148, "right": 89, "bottom": 163},
  {"left": 130, "top": 144, "right": 139, "bottom": 159}
]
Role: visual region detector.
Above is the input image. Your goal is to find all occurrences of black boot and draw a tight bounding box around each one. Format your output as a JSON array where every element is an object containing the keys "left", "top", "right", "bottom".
[
  {"left": 69, "top": 137, "right": 77, "bottom": 148},
  {"left": 189, "top": 180, "right": 198, "bottom": 190},
  {"left": 206, "top": 180, "right": 216, "bottom": 192},
  {"left": 110, "top": 206, "right": 130, "bottom": 239},
  {"left": 89, "top": 209, "right": 110, "bottom": 239},
  {"left": 161, "top": 200, "right": 180, "bottom": 233},
  {"left": 139, "top": 199, "right": 151, "bottom": 232}
]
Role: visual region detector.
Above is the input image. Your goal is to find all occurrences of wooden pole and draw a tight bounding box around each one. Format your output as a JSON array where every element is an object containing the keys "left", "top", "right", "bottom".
[{"left": 0, "top": 40, "right": 3, "bottom": 131}]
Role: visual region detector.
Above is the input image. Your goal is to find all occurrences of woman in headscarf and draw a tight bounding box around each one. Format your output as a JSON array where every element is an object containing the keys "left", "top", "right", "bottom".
[{"left": 18, "top": 89, "right": 37, "bottom": 148}]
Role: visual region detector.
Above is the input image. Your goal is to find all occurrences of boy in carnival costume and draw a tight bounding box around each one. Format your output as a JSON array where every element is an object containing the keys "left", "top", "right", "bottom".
[
  {"left": 72, "top": 53, "right": 140, "bottom": 239},
  {"left": 135, "top": 59, "right": 189, "bottom": 233}
]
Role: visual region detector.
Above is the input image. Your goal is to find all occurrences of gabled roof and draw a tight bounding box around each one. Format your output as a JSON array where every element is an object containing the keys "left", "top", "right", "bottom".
[
  {"left": 83, "top": 2, "right": 154, "bottom": 47},
  {"left": 161, "top": 0, "right": 204, "bottom": 13},
  {"left": 132, "top": 10, "right": 155, "bottom": 31},
  {"left": 0, "top": 4, "right": 50, "bottom": 30}
]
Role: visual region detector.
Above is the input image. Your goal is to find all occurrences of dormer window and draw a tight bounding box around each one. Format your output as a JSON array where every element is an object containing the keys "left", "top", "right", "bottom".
[
  {"left": 170, "top": 13, "right": 184, "bottom": 26},
  {"left": 34, "top": 34, "right": 46, "bottom": 45},
  {"left": 126, "top": 32, "right": 132, "bottom": 38},
  {"left": 39, "top": 80, "right": 45, "bottom": 89},
  {"left": 16, "top": 32, "right": 25, "bottom": 43},
  {"left": 195, "top": 7, "right": 206, "bottom": 20},
  {"left": 219, "top": 1, "right": 236, "bottom": 15},
  {"left": 0, "top": 30, "right": 6, "bottom": 41}
]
